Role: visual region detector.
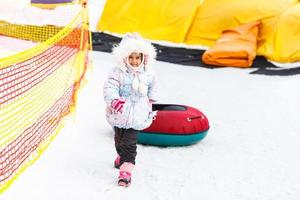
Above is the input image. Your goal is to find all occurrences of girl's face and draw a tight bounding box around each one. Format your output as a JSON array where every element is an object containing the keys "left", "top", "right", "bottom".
[{"left": 128, "top": 52, "right": 143, "bottom": 67}]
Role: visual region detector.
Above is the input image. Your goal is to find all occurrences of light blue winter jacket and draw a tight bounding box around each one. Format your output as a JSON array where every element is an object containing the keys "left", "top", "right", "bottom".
[{"left": 103, "top": 66, "right": 158, "bottom": 130}]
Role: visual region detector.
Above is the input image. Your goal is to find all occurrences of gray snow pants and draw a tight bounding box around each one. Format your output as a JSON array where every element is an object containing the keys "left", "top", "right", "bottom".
[{"left": 114, "top": 127, "right": 138, "bottom": 165}]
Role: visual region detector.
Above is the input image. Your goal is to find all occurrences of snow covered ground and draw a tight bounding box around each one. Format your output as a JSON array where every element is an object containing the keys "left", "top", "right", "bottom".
[
  {"left": 2, "top": 50, "right": 300, "bottom": 200},
  {"left": 0, "top": 1, "right": 80, "bottom": 26},
  {"left": 1, "top": 1, "right": 300, "bottom": 200},
  {"left": 0, "top": 0, "right": 104, "bottom": 30},
  {"left": 0, "top": 36, "right": 36, "bottom": 58}
]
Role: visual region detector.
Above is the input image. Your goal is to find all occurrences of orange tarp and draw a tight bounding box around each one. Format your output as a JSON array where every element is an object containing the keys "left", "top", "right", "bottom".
[{"left": 202, "top": 21, "right": 260, "bottom": 68}]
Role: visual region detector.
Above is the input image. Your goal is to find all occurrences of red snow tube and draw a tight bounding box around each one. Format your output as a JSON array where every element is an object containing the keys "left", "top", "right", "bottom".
[{"left": 138, "top": 104, "right": 210, "bottom": 146}]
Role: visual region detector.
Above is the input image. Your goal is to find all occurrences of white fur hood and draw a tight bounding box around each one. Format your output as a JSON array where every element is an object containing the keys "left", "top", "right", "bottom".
[{"left": 112, "top": 32, "right": 157, "bottom": 72}]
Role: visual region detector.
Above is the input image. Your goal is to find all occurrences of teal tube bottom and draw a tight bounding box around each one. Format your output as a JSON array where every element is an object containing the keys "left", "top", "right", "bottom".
[{"left": 137, "top": 131, "right": 208, "bottom": 146}]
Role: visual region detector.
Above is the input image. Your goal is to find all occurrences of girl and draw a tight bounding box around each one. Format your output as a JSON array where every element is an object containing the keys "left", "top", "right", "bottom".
[{"left": 103, "top": 32, "right": 158, "bottom": 187}]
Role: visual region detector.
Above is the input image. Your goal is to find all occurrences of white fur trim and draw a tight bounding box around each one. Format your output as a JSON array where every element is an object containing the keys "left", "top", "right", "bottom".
[{"left": 112, "top": 33, "right": 156, "bottom": 72}]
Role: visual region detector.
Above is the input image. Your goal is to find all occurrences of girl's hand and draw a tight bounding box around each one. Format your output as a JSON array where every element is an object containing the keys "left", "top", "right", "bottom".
[{"left": 111, "top": 99, "right": 126, "bottom": 113}]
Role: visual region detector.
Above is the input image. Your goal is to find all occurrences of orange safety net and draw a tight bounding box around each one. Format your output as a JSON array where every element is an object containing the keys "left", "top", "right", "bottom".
[{"left": 0, "top": 4, "right": 91, "bottom": 193}]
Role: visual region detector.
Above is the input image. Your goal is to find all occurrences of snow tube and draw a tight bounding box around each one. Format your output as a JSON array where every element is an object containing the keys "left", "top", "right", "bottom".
[{"left": 138, "top": 104, "right": 209, "bottom": 146}]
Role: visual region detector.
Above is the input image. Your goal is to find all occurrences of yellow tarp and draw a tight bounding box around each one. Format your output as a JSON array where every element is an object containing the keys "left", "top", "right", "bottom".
[
  {"left": 257, "top": 3, "right": 300, "bottom": 62},
  {"left": 185, "top": 0, "right": 300, "bottom": 63},
  {"left": 185, "top": 0, "right": 297, "bottom": 46},
  {"left": 97, "top": 0, "right": 300, "bottom": 63},
  {"left": 97, "top": 0, "right": 199, "bottom": 43}
]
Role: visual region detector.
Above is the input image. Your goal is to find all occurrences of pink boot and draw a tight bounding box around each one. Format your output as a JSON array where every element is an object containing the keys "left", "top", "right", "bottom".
[
  {"left": 118, "top": 162, "right": 134, "bottom": 187},
  {"left": 114, "top": 155, "right": 121, "bottom": 169}
]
